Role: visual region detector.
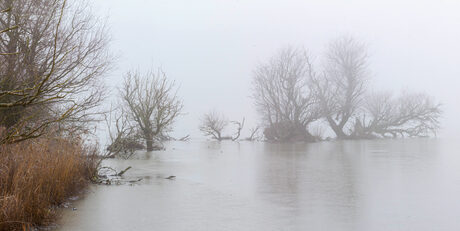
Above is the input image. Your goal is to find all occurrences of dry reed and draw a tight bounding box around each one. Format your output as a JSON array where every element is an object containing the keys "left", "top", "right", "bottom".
[{"left": 0, "top": 137, "right": 99, "bottom": 230}]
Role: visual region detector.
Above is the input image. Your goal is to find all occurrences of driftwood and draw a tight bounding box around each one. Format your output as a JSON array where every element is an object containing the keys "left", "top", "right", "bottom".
[
  {"left": 98, "top": 166, "right": 132, "bottom": 178},
  {"left": 178, "top": 135, "right": 190, "bottom": 141},
  {"left": 116, "top": 166, "right": 132, "bottom": 176}
]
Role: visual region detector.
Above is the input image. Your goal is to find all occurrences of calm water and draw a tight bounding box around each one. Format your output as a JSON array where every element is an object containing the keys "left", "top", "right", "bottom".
[{"left": 57, "top": 139, "right": 460, "bottom": 231}]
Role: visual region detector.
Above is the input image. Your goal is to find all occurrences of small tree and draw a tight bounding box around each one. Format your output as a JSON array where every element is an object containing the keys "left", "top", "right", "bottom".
[
  {"left": 199, "top": 111, "right": 228, "bottom": 141},
  {"left": 199, "top": 111, "right": 246, "bottom": 141},
  {"left": 120, "top": 68, "right": 183, "bottom": 151}
]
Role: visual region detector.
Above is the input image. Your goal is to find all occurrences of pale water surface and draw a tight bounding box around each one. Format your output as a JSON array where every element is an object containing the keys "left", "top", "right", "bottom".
[{"left": 57, "top": 139, "right": 460, "bottom": 231}]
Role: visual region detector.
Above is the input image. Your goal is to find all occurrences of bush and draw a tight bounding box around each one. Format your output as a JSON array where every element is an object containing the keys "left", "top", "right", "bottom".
[{"left": 263, "top": 121, "right": 319, "bottom": 142}]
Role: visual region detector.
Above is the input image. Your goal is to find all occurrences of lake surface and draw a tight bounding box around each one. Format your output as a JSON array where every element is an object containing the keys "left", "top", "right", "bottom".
[{"left": 57, "top": 139, "right": 460, "bottom": 231}]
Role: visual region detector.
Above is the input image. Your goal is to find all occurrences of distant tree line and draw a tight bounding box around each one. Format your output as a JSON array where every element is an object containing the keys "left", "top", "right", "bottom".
[
  {"left": 1, "top": 1, "right": 439, "bottom": 149},
  {"left": 251, "top": 37, "right": 441, "bottom": 142}
]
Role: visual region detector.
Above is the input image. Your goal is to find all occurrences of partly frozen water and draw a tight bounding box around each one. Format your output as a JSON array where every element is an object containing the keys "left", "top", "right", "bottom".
[{"left": 57, "top": 138, "right": 460, "bottom": 231}]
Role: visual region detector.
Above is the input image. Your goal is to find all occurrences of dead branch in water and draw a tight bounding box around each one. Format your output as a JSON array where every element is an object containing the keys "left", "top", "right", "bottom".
[
  {"left": 116, "top": 166, "right": 132, "bottom": 176},
  {"left": 231, "top": 118, "right": 245, "bottom": 141}
]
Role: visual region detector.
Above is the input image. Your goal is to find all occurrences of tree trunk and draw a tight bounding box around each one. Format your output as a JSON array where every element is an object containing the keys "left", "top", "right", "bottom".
[
  {"left": 146, "top": 139, "right": 153, "bottom": 151},
  {"left": 327, "top": 117, "right": 348, "bottom": 139},
  {"left": 145, "top": 133, "right": 154, "bottom": 151}
]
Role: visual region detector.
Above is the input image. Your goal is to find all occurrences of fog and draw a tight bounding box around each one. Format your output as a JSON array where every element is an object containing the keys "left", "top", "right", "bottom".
[
  {"left": 95, "top": 0, "right": 460, "bottom": 139},
  {"left": 4, "top": 1, "right": 460, "bottom": 230}
]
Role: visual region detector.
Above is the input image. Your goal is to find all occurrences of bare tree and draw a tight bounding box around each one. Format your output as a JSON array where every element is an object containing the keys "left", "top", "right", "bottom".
[
  {"left": 104, "top": 105, "right": 144, "bottom": 158},
  {"left": 253, "top": 38, "right": 441, "bottom": 141},
  {"left": 199, "top": 111, "right": 228, "bottom": 141},
  {"left": 252, "top": 47, "right": 321, "bottom": 142},
  {"left": 120, "top": 68, "right": 183, "bottom": 151},
  {"left": 0, "top": 0, "right": 112, "bottom": 143},
  {"left": 352, "top": 91, "right": 441, "bottom": 138},
  {"left": 312, "top": 36, "right": 369, "bottom": 139},
  {"left": 244, "top": 126, "right": 260, "bottom": 141},
  {"left": 199, "top": 112, "right": 247, "bottom": 141}
]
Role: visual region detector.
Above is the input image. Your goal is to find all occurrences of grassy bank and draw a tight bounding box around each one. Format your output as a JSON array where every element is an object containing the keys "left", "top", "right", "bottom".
[{"left": 0, "top": 138, "right": 99, "bottom": 230}]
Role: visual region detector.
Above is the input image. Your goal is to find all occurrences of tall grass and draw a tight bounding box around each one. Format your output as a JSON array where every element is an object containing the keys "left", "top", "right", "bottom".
[{"left": 0, "top": 137, "right": 99, "bottom": 230}]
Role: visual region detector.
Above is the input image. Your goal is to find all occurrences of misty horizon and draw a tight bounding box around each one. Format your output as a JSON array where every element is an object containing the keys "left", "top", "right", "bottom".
[
  {"left": 3, "top": 1, "right": 460, "bottom": 230},
  {"left": 95, "top": 0, "right": 459, "bottom": 140}
]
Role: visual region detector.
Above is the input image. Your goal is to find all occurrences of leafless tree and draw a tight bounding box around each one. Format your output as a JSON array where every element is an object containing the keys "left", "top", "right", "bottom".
[
  {"left": 0, "top": 0, "right": 112, "bottom": 143},
  {"left": 199, "top": 112, "right": 247, "bottom": 141},
  {"left": 120, "top": 68, "right": 183, "bottom": 151},
  {"left": 244, "top": 126, "right": 260, "bottom": 141},
  {"left": 104, "top": 105, "right": 143, "bottom": 159},
  {"left": 352, "top": 91, "right": 441, "bottom": 138},
  {"left": 199, "top": 111, "right": 229, "bottom": 141},
  {"left": 311, "top": 36, "right": 369, "bottom": 139},
  {"left": 252, "top": 47, "right": 321, "bottom": 142}
]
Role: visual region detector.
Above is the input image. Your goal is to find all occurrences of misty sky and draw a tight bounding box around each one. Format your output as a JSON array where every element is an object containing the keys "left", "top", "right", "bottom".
[{"left": 95, "top": 0, "right": 460, "bottom": 139}]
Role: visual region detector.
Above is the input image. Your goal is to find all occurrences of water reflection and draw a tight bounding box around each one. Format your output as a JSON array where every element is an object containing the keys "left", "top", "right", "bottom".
[
  {"left": 57, "top": 139, "right": 459, "bottom": 231},
  {"left": 254, "top": 142, "right": 361, "bottom": 230}
]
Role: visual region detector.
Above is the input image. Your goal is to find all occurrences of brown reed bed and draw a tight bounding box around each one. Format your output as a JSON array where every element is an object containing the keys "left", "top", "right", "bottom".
[{"left": 0, "top": 137, "right": 99, "bottom": 230}]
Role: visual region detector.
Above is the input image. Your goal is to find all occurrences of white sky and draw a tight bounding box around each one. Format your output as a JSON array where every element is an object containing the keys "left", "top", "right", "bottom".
[{"left": 95, "top": 0, "right": 460, "bottom": 139}]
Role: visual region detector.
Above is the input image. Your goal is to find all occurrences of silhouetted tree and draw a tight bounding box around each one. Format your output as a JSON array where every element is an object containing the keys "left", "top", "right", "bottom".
[
  {"left": 254, "top": 37, "right": 442, "bottom": 141},
  {"left": 352, "top": 91, "right": 441, "bottom": 138},
  {"left": 199, "top": 111, "right": 228, "bottom": 141},
  {"left": 199, "top": 112, "right": 245, "bottom": 141},
  {"left": 252, "top": 47, "right": 321, "bottom": 142},
  {"left": 312, "top": 37, "right": 368, "bottom": 139},
  {"left": 120, "top": 68, "right": 183, "bottom": 151}
]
